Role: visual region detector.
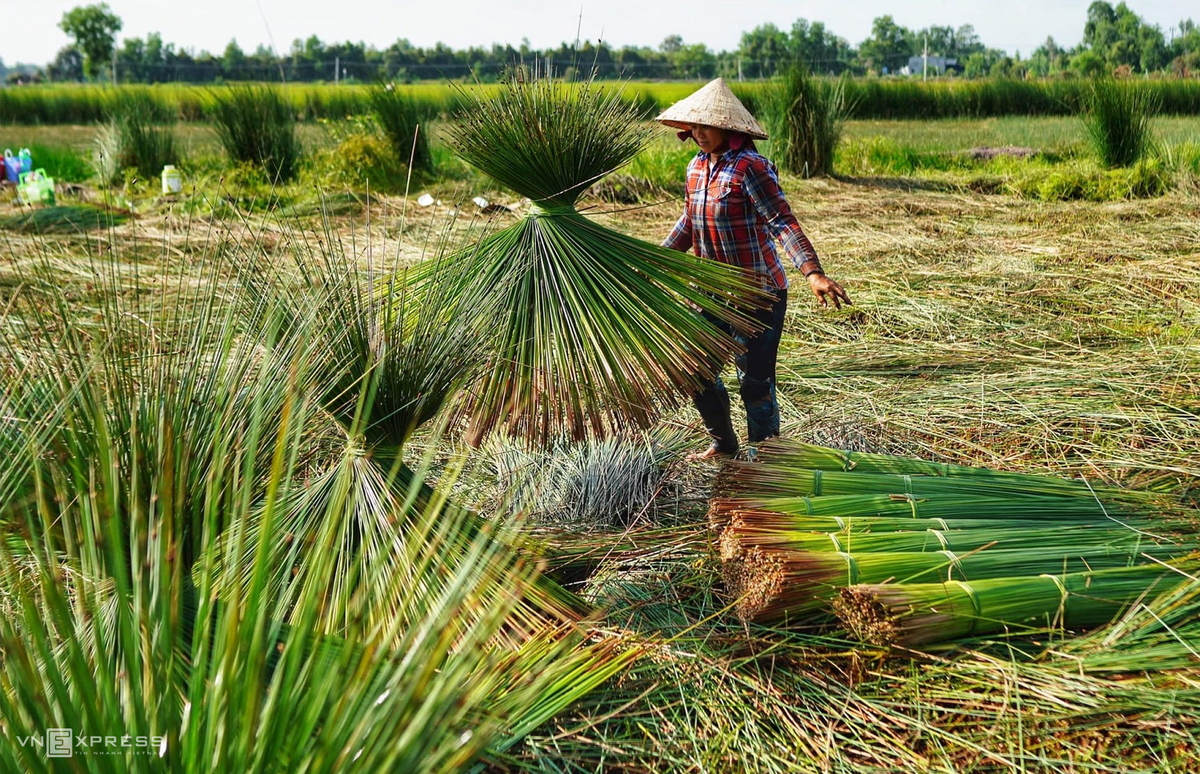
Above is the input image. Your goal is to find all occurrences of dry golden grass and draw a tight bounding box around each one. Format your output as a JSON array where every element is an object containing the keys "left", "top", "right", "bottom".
[{"left": 4, "top": 156, "right": 1200, "bottom": 773}]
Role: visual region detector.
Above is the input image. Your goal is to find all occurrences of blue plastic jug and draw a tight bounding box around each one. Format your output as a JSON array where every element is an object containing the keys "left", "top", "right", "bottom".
[
  {"left": 3, "top": 148, "right": 31, "bottom": 184},
  {"left": 3, "top": 150, "right": 18, "bottom": 184}
]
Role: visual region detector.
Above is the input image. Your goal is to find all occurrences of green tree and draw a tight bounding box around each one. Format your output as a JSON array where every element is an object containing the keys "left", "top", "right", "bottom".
[
  {"left": 222, "top": 40, "right": 247, "bottom": 80},
  {"left": 963, "top": 52, "right": 989, "bottom": 79},
  {"left": 790, "top": 19, "right": 853, "bottom": 73},
  {"left": 738, "top": 23, "right": 790, "bottom": 78},
  {"left": 58, "top": 3, "right": 122, "bottom": 80},
  {"left": 859, "top": 15, "right": 915, "bottom": 74},
  {"left": 46, "top": 46, "right": 85, "bottom": 81},
  {"left": 659, "top": 35, "right": 683, "bottom": 54},
  {"left": 953, "top": 24, "right": 986, "bottom": 57},
  {"left": 1027, "top": 37, "right": 1064, "bottom": 77},
  {"left": 1083, "top": 2, "right": 1169, "bottom": 73},
  {"left": 1071, "top": 49, "right": 1107, "bottom": 77},
  {"left": 675, "top": 43, "right": 717, "bottom": 79}
]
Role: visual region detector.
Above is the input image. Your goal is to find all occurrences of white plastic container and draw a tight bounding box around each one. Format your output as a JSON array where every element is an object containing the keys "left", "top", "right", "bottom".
[{"left": 161, "top": 165, "right": 183, "bottom": 195}]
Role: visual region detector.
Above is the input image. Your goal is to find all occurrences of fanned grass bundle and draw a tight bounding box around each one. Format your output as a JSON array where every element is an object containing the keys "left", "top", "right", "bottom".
[
  {"left": 438, "top": 75, "right": 771, "bottom": 443},
  {"left": 230, "top": 214, "right": 586, "bottom": 631},
  {"left": 0, "top": 214, "right": 628, "bottom": 772},
  {"left": 835, "top": 564, "right": 1195, "bottom": 647},
  {"left": 236, "top": 216, "right": 482, "bottom": 450},
  {"left": 715, "top": 442, "right": 1194, "bottom": 642}
]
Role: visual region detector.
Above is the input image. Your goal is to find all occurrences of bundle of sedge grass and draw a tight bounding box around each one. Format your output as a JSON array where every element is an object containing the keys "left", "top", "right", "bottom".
[
  {"left": 834, "top": 563, "right": 1198, "bottom": 647},
  {"left": 715, "top": 463, "right": 1141, "bottom": 502},
  {"left": 716, "top": 438, "right": 1150, "bottom": 504},
  {"left": 714, "top": 443, "right": 1193, "bottom": 635},
  {"left": 707, "top": 492, "right": 1137, "bottom": 530},
  {"left": 722, "top": 528, "right": 1188, "bottom": 623},
  {"left": 436, "top": 73, "right": 772, "bottom": 445}
]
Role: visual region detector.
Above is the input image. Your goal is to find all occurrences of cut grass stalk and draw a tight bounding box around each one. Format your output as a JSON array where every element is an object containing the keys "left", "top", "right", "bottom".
[{"left": 1048, "top": 573, "right": 1200, "bottom": 673}]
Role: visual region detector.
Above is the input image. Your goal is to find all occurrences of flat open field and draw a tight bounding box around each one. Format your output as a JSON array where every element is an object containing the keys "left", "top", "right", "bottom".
[{"left": 2, "top": 114, "right": 1199, "bottom": 771}]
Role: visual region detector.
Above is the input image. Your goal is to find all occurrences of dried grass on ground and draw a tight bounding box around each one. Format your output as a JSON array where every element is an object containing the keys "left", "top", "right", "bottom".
[{"left": 3, "top": 157, "right": 1199, "bottom": 772}]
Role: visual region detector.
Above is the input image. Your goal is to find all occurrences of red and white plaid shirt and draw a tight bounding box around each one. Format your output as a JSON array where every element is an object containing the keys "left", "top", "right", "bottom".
[{"left": 663, "top": 147, "right": 819, "bottom": 290}]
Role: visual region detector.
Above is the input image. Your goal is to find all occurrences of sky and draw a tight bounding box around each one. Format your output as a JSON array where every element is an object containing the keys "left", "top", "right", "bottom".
[{"left": 5, "top": 0, "right": 1199, "bottom": 66}]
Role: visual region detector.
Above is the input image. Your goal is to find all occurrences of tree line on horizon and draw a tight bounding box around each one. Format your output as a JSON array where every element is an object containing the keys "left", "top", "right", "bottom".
[{"left": 4, "top": 1, "right": 1200, "bottom": 86}]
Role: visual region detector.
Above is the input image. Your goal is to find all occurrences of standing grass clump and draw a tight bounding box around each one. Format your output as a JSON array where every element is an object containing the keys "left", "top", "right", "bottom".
[
  {"left": 368, "top": 83, "right": 434, "bottom": 177},
  {"left": 25, "top": 142, "right": 94, "bottom": 183},
  {"left": 212, "top": 84, "right": 300, "bottom": 183},
  {"left": 95, "top": 91, "right": 179, "bottom": 183},
  {"left": 1084, "top": 79, "right": 1158, "bottom": 169},
  {"left": 307, "top": 116, "right": 410, "bottom": 192},
  {"left": 766, "top": 65, "right": 851, "bottom": 178}
]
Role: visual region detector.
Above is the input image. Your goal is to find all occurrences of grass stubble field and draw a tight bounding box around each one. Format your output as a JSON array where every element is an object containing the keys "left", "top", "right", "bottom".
[{"left": 2, "top": 110, "right": 1199, "bottom": 771}]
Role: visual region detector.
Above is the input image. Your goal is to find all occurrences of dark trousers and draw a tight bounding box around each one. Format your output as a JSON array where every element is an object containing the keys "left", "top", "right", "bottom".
[{"left": 692, "top": 288, "right": 787, "bottom": 452}]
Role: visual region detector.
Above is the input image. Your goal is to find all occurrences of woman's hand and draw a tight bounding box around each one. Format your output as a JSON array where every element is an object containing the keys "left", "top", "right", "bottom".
[{"left": 807, "top": 273, "right": 852, "bottom": 309}]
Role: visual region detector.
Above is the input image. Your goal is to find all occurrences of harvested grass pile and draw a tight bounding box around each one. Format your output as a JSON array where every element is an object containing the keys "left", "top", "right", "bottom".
[{"left": 714, "top": 439, "right": 1197, "bottom": 644}]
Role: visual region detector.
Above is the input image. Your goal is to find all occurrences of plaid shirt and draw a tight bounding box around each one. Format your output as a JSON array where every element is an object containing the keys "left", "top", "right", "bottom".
[{"left": 663, "top": 147, "right": 819, "bottom": 290}]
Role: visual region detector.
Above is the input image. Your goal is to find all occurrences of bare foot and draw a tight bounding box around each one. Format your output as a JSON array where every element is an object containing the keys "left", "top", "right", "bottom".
[{"left": 686, "top": 444, "right": 738, "bottom": 462}]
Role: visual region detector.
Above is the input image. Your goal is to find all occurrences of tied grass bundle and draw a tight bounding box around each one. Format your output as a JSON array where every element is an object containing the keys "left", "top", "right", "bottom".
[
  {"left": 708, "top": 492, "right": 1131, "bottom": 530},
  {"left": 714, "top": 443, "right": 1192, "bottom": 635},
  {"left": 725, "top": 545, "right": 1185, "bottom": 624},
  {"left": 719, "top": 438, "right": 1144, "bottom": 502},
  {"left": 440, "top": 76, "right": 771, "bottom": 443},
  {"left": 718, "top": 518, "right": 1168, "bottom": 561},
  {"left": 718, "top": 464, "right": 1121, "bottom": 501},
  {"left": 835, "top": 564, "right": 1196, "bottom": 647},
  {"left": 720, "top": 512, "right": 1189, "bottom": 623}
]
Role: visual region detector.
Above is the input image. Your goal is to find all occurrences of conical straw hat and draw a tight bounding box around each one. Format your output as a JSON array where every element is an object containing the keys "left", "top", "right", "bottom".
[{"left": 655, "top": 78, "right": 768, "bottom": 139}]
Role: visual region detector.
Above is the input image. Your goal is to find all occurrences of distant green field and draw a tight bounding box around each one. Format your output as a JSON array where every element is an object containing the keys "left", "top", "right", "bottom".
[
  {"left": 5, "top": 78, "right": 1200, "bottom": 125},
  {"left": 843, "top": 115, "right": 1200, "bottom": 152},
  {"left": 9, "top": 115, "right": 1197, "bottom": 155}
]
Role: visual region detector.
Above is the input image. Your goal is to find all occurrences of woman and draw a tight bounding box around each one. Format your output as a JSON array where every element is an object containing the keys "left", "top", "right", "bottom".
[{"left": 657, "top": 78, "right": 851, "bottom": 460}]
